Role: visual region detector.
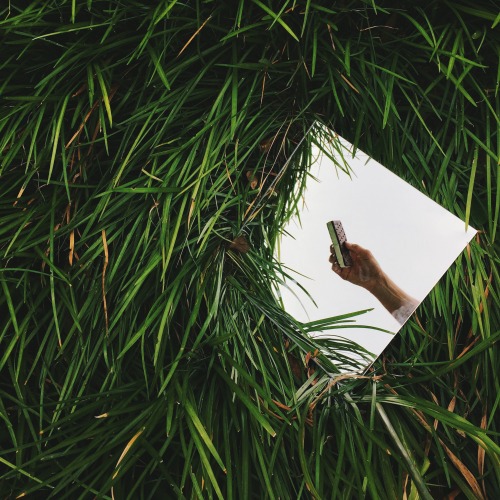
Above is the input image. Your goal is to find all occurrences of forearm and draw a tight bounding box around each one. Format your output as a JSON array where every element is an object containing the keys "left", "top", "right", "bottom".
[
  {"left": 329, "top": 242, "right": 419, "bottom": 323},
  {"left": 364, "top": 273, "right": 418, "bottom": 318}
]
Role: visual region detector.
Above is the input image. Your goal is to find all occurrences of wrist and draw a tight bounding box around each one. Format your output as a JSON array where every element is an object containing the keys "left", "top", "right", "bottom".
[
  {"left": 363, "top": 271, "right": 388, "bottom": 294},
  {"left": 364, "top": 273, "right": 407, "bottom": 314}
]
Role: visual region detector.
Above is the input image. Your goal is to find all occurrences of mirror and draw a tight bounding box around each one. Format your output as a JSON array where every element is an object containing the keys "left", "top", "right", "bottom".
[{"left": 277, "top": 131, "right": 477, "bottom": 371}]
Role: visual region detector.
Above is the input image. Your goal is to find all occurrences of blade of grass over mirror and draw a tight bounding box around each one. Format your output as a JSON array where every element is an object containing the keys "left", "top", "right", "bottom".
[{"left": 1, "top": 1, "right": 499, "bottom": 497}]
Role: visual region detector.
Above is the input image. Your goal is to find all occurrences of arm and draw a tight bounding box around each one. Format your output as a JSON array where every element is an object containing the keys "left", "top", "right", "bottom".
[{"left": 329, "top": 242, "right": 419, "bottom": 324}]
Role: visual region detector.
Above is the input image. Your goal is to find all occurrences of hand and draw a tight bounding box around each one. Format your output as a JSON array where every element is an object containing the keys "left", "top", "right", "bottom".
[{"left": 329, "top": 242, "right": 384, "bottom": 290}]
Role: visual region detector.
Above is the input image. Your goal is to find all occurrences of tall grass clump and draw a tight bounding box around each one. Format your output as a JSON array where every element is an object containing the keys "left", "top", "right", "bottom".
[{"left": 1, "top": 1, "right": 499, "bottom": 498}]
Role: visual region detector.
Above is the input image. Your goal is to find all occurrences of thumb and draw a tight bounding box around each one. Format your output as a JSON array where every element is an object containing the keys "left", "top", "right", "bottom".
[{"left": 345, "top": 242, "right": 358, "bottom": 251}]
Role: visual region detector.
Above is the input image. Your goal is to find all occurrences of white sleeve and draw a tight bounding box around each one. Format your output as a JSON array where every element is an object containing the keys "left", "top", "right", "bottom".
[{"left": 391, "top": 298, "right": 419, "bottom": 325}]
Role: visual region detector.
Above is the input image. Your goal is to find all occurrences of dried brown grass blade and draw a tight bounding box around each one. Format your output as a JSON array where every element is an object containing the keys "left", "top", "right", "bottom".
[
  {"left": 102, "top": 229, "right": 109, "bottom": 335},
  {"left": 177, "top": 16, "right": 212, "bottom": 57},
  {"left": 439, "top": 439, "right": 485, "bottom": 500}
]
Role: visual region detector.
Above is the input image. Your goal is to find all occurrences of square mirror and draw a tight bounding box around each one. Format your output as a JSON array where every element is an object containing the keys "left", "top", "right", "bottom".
[{"left": 277, "top": 129, "right": 477, "bottom": 371}]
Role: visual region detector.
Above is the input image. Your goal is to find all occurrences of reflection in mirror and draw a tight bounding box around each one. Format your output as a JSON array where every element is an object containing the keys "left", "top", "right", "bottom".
[{"left": 277, "top": 129, "right": 477, "bottom": 372}]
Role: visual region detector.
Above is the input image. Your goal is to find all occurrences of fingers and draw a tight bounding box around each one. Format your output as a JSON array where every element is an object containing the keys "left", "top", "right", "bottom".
[
  {"left": 329, "top": 252, "right": 346, "bottom": 280},
  {"left": 331, "top": 263, "right": 341, "bottom": 272},
  {"left": 328, "top": 250, "right": 341, "bottom": 264},
  {"left": 330, "top": 260, "right": 349, "bottom": 280},
  {"left": 328, "top": 251, "right": 340, "bottom": 269}
]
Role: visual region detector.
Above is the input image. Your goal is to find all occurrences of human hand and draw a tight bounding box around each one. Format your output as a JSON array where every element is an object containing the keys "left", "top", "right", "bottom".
[{"left": 329, "top": 242, "right": 384, "bottom": 290}]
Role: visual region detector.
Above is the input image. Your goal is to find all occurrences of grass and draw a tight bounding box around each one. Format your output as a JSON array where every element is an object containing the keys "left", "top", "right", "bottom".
[{"left": 0, "top": 1, "right": 499, "bottom": 498}]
